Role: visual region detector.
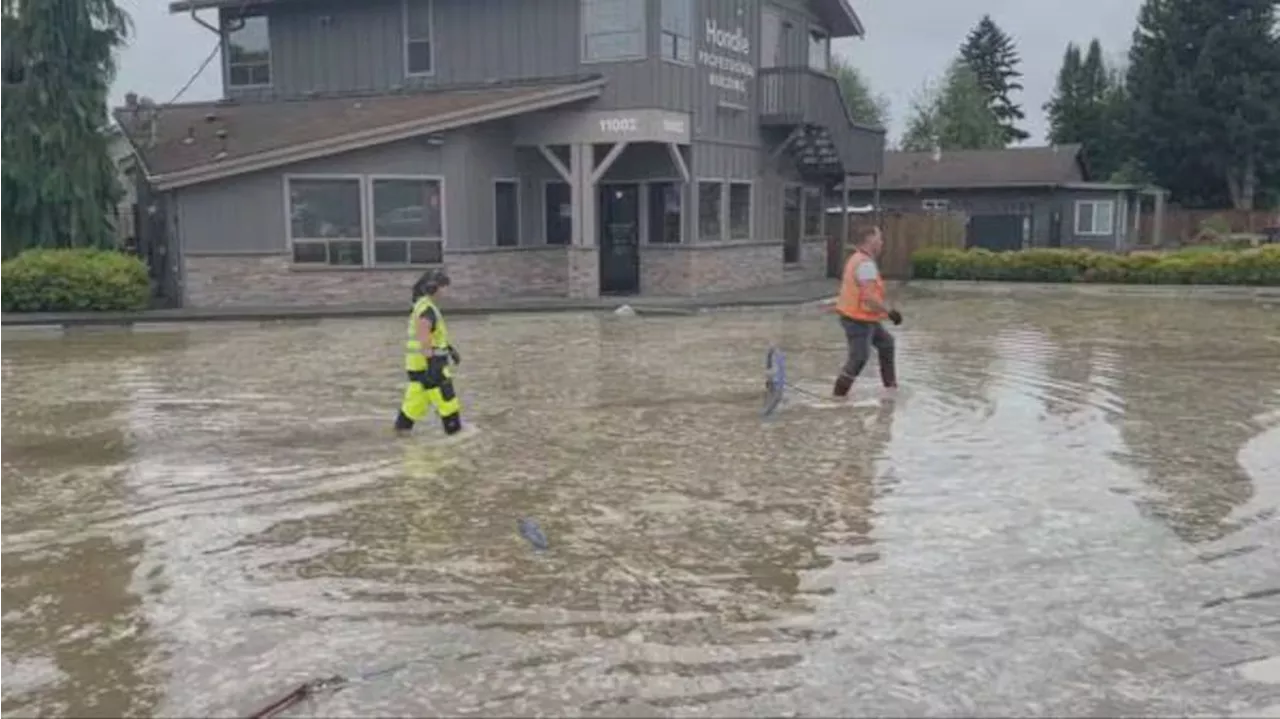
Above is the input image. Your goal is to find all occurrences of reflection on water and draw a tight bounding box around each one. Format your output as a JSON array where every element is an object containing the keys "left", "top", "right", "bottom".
[{"left": 3, "top": 295, "right": 1279, "bottom": 717}]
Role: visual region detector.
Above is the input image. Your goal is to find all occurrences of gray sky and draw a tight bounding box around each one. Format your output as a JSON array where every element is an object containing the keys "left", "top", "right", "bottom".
[{"left": 110, "top": 0, "right": 1145, "bottom": 145}]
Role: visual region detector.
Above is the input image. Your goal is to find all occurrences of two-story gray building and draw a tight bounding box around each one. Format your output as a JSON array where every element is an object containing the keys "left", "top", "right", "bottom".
[{"left": 115, "top": 0, "right": 885, "bottom": 308}]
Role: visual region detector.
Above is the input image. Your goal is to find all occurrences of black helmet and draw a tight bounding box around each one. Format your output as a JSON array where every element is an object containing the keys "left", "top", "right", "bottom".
[{"left": 411, "top": 269, "right": 451, "bottom": 300}]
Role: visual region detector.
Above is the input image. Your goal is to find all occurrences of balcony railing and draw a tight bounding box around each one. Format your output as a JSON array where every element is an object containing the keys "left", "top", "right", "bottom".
[{"left": 759, "top": 66, "right": 885, "bottom": 176}]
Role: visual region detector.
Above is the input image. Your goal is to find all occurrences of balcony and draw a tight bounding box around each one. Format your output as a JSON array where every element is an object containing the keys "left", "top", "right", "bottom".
[{"left": 759, "top": 66, "right": 885, "bottom": 178}]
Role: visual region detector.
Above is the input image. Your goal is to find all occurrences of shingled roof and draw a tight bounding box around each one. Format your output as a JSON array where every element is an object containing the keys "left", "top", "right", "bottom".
[
  {"left": 846, "top": 144, "right": 1088, "bottom": 190},
  {"left": 114, "top": 76, "right": 605, "bottom": 190}
]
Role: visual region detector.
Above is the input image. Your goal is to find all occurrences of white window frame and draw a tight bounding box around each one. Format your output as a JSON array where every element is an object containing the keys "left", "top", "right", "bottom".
[
  {"left": 403, "top": 0, "right": 435, "bottom": 77},
  {"left": 542, "top": 179, "right": 573, "bottom": 245},
  {"left": 642, "top": 178, "right": 685, "bottom": 245},
  {"left": 922, "top": 198, "right": 950, "bottom": 212},
  {"left": 283, "top": 174, "right": 447, "bottom": 268},
  {"left": 659, "top": 0, "right": 694, "bottom": 65},
  {"left": 283, "top": 174, "right": 366, "bottom": 266},
  {"left": 369, "top": 173, "right": 447, "bottom": 266},
  {"left": 760, "top": 7, "right": 782, "bottom": 69},
  {"left": 728, "top": 181, "right": 753, "bottom": 241},
  {"left": 223, "top": 13, "right": 271, "bottom": 89},
  {"left": 807, "top": 27, "right": 830, "bottom": 72},
  {"left": 581, "top": 0, "right": 646, "bottom": 64},
  {"left": 1074, "top": 199, "right": 1116, "bottom": 236},
  {"left": 492, "top": 178, "right": 521, "bottom": 247},
  {"left": 697, "top": 179, "right": 726, "bottom": 243}
]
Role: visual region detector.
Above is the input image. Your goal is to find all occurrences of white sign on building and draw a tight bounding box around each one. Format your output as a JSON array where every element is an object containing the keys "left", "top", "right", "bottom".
[{"left": 698, "top": 18, "right": 755, "bottom": 95}]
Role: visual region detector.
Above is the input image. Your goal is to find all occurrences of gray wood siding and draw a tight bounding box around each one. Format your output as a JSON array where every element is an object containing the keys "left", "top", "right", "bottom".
[
  {"left": 851, "top": 187, "right": 1130, "bottom": 250},
  {"left": 217, "top": 0, "right": 817, "bottom": 141},
  {"left": 178, "top": 132, "right": 488, "bottom": 254}
]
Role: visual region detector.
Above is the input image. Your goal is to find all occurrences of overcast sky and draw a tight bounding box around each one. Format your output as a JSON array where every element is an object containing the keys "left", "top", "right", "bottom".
[{"left": 110, "top": 0, "right": 1146, "bottom": 145}]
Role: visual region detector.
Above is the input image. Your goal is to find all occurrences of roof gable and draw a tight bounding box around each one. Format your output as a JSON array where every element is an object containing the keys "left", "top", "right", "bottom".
[
  {"left": 847, "top": 144, "right": 1087, "bottom": 191},
  {"left": 114, "top": 76, "right": 604, "bottom": 190}
]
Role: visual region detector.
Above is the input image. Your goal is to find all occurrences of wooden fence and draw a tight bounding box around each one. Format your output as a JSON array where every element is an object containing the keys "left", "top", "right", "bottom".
[
  {"left": 830, "top": 211, "right": 967, "bottom": 279},
  {"left": 1137, "top": 209, "right": 1280, "bottom": 246}
]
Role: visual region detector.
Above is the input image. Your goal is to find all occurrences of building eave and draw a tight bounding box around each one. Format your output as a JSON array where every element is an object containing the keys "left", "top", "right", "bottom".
[{"left": 146, "top": 79, "right": 606, "bottom": 191}]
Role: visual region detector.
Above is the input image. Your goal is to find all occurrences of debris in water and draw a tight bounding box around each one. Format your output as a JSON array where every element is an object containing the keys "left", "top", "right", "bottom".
[
  {"left": 613, "top": 304, "right": 636, "bottom": 316},
  {"left": 518, "top": 518, "right": 548, "bottom": 551}
]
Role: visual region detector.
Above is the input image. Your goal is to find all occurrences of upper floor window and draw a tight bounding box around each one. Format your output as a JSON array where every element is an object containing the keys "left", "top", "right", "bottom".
[
  {"left": 582, "top": 0, "right": 645, "bottom": 62},
  {"left": 808, "top": 28, "right": 829, "bottom": 72},
  {"left": 404, "top": 0, "right": 434, "bottom": 76},
  {"left": 760, "top": 8, "right": 782, "bottom": 68},
  {"left": 659, "top": 0, "right": 693, "bottom": 63},
  {"left": 225, "top": 14, "right": 270, "bottom": 88}
]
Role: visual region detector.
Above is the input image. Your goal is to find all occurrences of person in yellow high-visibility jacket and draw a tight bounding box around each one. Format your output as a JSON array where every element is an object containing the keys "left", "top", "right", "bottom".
[{"left": 394, "top": 270, "right": 464, "bottom": 436}]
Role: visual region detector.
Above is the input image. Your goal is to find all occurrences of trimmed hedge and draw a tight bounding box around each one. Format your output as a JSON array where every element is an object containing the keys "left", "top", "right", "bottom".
[
  {"left": 910, "top": 246, "right": 1280, "bottom": 286},
  {"left": 1, "top": 249, "right": 151, "bottom": 312}
]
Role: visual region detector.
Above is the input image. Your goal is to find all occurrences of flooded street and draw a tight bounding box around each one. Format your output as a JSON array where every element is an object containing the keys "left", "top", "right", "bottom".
[{"left": 3, "top": 292, "right": 1279, "bottom": 717}]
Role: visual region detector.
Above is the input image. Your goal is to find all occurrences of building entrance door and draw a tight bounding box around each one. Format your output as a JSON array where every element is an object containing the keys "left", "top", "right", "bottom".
[{"left": 598, "top": 184, "right": 640, "bottom": 295}]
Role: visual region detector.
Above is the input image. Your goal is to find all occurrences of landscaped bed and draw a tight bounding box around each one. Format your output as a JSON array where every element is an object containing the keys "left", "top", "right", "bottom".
[{"left": 910, "top": 245, "right": 1280, "bottom": 285}]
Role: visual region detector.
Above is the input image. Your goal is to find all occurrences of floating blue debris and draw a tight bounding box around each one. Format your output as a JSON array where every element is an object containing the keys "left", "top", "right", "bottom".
[
  {"left": 518, "top": 518, "right": 548, "bottom": 552},
  {"left": 762, "top": 346, "right": 786, "bottom": 418}
]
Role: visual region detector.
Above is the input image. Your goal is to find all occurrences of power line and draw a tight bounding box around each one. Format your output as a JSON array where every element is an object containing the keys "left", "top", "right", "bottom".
[{"left": 163, "top": 39, "right": 220, "bottom": 107}]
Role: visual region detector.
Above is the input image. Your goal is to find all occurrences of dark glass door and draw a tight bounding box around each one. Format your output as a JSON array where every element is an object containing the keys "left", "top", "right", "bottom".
[
  {"left": 783, "top": 185, "right": 802, "bottom": 263},
  {"left": 598, "top": 184, "right": 640, "bottom": 295}
]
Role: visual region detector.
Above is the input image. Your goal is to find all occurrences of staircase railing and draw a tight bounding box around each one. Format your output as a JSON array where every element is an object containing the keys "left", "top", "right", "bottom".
[{"left": 759, "top": 66, "right": 885, "bottom": 176}]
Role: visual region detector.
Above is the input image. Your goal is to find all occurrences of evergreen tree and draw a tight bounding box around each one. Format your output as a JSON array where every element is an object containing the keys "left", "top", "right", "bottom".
[
  {"left": 1045, "top": 43, "right": 1086, "bottom": 145},
  {"left": 830, "top": 55, "right": 890, "bottom": 128},
  {"left": 899, "top": 60, "right": 1004, "bottom": 152},
  {"left": 1, "top": 0, "right": 131, "bottom": 259},
  {"left": 1046, "top": 39, "right": 1136, "bottom": 180},
  {"left": 959, "top": 14, "right": 1029, "bottom": 145},
  {"left": 1126, "top": 0, "right": 1280, "bottom": 209}
]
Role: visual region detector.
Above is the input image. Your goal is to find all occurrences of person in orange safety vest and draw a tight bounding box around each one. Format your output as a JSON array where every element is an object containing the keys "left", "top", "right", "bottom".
[{"left": 832, "top": 225, "right": 902, "bottom": 398}]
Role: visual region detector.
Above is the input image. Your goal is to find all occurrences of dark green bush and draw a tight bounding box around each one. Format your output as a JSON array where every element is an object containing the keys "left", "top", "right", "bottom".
[
  {"left": 1, "top": 249, "right": 150, "bottom": 312},
  {"left": 910, "top": 246, "right": 1280, "bottom": 286}
]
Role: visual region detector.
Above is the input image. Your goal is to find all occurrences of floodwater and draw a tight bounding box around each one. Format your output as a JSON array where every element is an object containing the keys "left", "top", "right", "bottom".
[{"left": 3, "top": 293, "right": 1279, "bottom": 718}]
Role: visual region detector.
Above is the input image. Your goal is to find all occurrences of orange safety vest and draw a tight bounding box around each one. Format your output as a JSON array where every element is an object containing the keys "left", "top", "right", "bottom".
[{"left": 835, "top": 251, "right": 887, "bottom": 322}]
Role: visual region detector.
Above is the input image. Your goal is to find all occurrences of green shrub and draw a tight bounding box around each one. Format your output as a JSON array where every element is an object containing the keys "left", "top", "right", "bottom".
[
  {"left": 1, "top": 249, "right": 150, "bottom": 312},
  {"left": 909, "top": 245, "right": 1280, "bottom": 286}
]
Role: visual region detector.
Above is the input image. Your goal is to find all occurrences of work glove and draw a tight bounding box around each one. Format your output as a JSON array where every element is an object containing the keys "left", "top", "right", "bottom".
[
  {"left": 887, "top": 309, "right": 903, "bottom": 326},
  {"left": 447, "top": 345, "right": 461, "bottom": 366}
]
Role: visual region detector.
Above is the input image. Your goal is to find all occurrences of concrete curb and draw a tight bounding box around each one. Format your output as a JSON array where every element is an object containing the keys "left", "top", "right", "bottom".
[
  {"left": 0, "top": 294, "right": 834, "bottom": 331},
  {"left": 903, "top": 280, "right": 1280, "bottom": 301}
]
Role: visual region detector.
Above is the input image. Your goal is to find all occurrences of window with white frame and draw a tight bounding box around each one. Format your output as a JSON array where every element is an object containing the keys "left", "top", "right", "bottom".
[
  {"left": 1074, "top": 199, "right": 1115, "bottom": 236},
  {"left": 922, "top": 198, "right": 950, "bottom": 211},
  {"left": 582, "top": 0, "right": 645, "bottom": 62},
  {"left": 404, "top": 0, "right": 434, "bottom": 76},
  {"left": 808, "top": 28, "right": 829, "bottom": 72},
  {"left": 698, "top": 181, "right": 723, "bottom": 242},
  {"left": 494, "top": 179, "right": 519, "bottom": 247},
  {"left": 760, "top": 8, "right": 782, "bottom": 69},
  {"left": 225, "top": 14, "right": 270, "bottom": 87},
  {"left": 288, "top": 178, "right": 364, "bottom": 265},
  {"left": 544, "top": 181, "right": 572, "bottom": 244},
  {"left": 647, "top": 182, "right": 682, "bottom": 244},
  {"left": 659, "top": 0, "right": 693, "bottom": 62},
  {"left": 728, "top": 182, "right": 751, "bottom": 240},
  {"left": 372, "top": 177, "right": 444, "bottom": 264}
]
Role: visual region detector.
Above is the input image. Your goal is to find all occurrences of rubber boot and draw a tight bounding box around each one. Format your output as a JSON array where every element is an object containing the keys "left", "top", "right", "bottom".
[
  {"left": 394, "top": 411, "right": 415, "bottom": 433},
  {"left": 833, "top": 374, "right": 854, "bottom": 398}
]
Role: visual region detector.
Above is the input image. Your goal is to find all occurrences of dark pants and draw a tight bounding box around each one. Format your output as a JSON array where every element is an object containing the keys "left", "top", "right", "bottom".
[{"left": 834, "top": 316, "right": 896, "bottom": 395}]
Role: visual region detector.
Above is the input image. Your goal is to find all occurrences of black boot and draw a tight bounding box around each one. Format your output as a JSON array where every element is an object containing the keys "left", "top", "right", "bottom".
[
  {"left": 833, "top": 374, "right": 853, "bottom": 398},
  {"left": 394, "top": 411, "right": 415, "bottom": 432}
]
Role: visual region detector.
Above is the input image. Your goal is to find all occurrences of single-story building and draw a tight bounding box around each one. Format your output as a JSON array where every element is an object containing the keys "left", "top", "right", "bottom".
[{"left": 843, "top": 144, "right": 1168, "bottom": 251}]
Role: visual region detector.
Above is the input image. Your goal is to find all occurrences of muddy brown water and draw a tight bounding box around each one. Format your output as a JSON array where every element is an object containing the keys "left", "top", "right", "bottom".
[{"left": 3, "top": 293, "right": 1279, "bottom": 718}]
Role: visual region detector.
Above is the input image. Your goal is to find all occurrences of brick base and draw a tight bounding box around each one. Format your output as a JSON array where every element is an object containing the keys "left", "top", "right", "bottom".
[
  {"left": 181, "top": 242, "right": 803, "bottom": 308},
  {"left": 640, "top": 242, "right": 785, "bottom": 295},
  {"left": 184, "top": 248, "right": 572, "bottom": 308}
]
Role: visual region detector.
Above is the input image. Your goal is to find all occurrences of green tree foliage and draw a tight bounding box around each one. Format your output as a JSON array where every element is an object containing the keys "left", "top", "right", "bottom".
[
  {"left": 1126, "top": 0, "right": 1280, "bottom": 209},
  {"left": 959, "top": 14, "right": 1029, "bottom": 145},
  {"left": 899, "top": 60, "right": 1004, "bottom": 153},
  {"left": 1045, "top": 39, "right": 1138, "bottom": 181},
  {"left": 1, "top": 0, "right": 131, "bottom": 259},
  {"left": 830, "top": 55, "right": 889, "bottom": 128}
]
